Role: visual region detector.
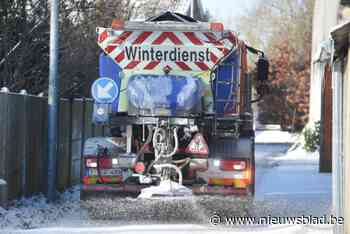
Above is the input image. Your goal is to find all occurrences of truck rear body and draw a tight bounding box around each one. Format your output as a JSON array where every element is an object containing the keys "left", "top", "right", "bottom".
[{"left": 81, "top": 12, "right": 258, "bottom": 199}]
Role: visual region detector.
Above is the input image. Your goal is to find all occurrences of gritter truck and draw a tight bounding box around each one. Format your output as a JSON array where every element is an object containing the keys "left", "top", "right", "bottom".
[{"left": 80, "top": 12, "right": 269, "bottom": 199}]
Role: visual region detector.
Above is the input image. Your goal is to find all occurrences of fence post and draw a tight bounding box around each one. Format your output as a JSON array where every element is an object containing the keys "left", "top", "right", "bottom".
[
  {"left": 67, "top": 98, "right": 73, "bottom": 187},
  {"left": 0, "top": 179, "right": 7, "bottom": 207},
  {"left": 21, "top": 92, "right": 27, "bottom": 197},
  {"left": 80, "top": 98, "right": 86, "bottom": 180}
]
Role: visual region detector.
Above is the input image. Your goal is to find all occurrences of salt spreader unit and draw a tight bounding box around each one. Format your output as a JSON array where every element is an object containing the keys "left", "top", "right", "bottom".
[{"left": 81, "top": 12, "right": 269, "bottom": 199}]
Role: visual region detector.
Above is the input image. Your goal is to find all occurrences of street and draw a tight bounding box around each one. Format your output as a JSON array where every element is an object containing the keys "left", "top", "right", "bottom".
[
  {"left": 0, "top": 132, "right": 333, "bottom": 233},
  {"left": 253, "top": 143, "right": 332, "bottom": 218}
]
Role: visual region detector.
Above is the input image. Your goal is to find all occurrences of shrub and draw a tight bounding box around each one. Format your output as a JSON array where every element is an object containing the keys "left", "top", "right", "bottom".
[{"left": 303, "top": 121, "right": 320, "bottom": 152}]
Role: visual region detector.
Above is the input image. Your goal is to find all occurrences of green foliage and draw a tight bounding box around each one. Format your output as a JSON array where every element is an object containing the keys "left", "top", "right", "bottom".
[{"left": 303, "top": 121, "right": 321, "bottom": 152}]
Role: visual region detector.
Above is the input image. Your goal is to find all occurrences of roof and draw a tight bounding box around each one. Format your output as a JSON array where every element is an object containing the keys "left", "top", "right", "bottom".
[
  {"left": 331, "top": 20, "right": 350, "bottom": 56},
  {"left": 146, "top": 11, "right": 197, "bottom": 23}
]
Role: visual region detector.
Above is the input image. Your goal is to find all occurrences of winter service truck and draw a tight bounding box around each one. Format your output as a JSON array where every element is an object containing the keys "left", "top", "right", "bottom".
[{"left": 80, "top": 12, "right": 269, "bottom": 200}]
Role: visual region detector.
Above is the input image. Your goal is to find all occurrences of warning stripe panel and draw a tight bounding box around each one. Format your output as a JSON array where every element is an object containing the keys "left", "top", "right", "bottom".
[
  {"left": 125, "top": 60, "right": 141, "bottom": 69},
  {"left": 153, "top": 32, "right": 183, "bottom": 45},
  {"left": 111, "top": 31, "right": 133, "bottom": 45},
  {"left": 195, "top": 62, "right": 209, "bottom": 71},
  {"left": 97, "top": 29, "right": 237, "bottom": 71},
  {"left": 183, "top": 32, "right": 203, "bottom": 45},
  {"left": 132, "top": 31, "right": 153, "bottom": 45},
  {"left": 105, "top": 45, "right": 117, "bottom": 54},
  {"left": 203, "top": 32, "right": 223, "bottom": 46},
  {"left": 115, "top": 51, "right": 125, "bottom": 63},
  {"left": 175, "top": 61, "right": 192, "bottom": 71},
  {"left": 144, "top": 61, "right": 160, "bottom": 70},
  {"left": 98, "top": 30, "right": 108, "bottom": 43},
  {"left": 210, "top": 52, "right": 219, "bottom": 64}
]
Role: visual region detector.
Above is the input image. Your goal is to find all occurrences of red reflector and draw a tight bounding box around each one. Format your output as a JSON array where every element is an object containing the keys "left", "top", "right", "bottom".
[
  {"left": 85, "top": 158, "right": 112, "bottom": 169},
  {"left": 185, "top": 133, "right": 209, "bottom": 156},
  {"left": 210, "top": 22, "right": 224, "bottom": 31},
  {"left": 111, "top": 19, "right": 124, "bottom": 30},
  {"left": 99, "top": 158, "right": 112, "bottom": 169},
  {"left": 220, "top": 160, "right": 247, "bottom": 171},
  {"left": 134, "top": 162, "right": 145, "bottom": 174}
]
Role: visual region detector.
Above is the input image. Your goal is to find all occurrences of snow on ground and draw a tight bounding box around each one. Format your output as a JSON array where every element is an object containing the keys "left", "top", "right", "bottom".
[
  {"left": 2, "top": 224, "right": 334, "bottom": 234},
  {"left": 0, "top": 131, "right": 334, "bottom": 234},
  {"left": 272, "top": 145, "right": 319, "bottom": 163},
  {"left": 255, "top": 130, "right": 297, "bottom": 144},
  {"left": 0, "top": 186, "right": 84, "bottom": 230},
  {"left": 254, "top": 143, "right": 332, "bottom": 227}
]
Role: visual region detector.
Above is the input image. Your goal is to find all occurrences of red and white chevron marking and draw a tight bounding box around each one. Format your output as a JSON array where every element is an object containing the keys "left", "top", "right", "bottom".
[{"left": 97, "top": 28, "right": 237, "bottom": 71}]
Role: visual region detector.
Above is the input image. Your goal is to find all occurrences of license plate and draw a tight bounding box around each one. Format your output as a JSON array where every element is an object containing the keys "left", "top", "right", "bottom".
[
  {"left": 156, "top": 108, "right": 171, "bottom": 116},
  {"left": 100, "top": 169, "right": 122, "bottom": 176}
]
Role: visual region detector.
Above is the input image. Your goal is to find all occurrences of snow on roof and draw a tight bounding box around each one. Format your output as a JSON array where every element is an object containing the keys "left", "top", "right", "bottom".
[{"left": 313, "top": 40, "right": 332, "bottom": 63}]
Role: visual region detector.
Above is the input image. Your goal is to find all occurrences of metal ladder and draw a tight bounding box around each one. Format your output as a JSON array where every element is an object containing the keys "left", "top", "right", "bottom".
[{"left": 212, "top": 61, "right": 239, "bottom": 136}]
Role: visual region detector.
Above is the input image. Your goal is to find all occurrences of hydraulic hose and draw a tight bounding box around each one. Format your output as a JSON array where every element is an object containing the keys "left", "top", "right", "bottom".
[
  {"left": 136, "top": 125, "right": 153, "bottom": 160},
  {"left": 161, "top": 127, "right": 178, "bottom": 158},
  {"left": 146, "top": 127, "right": 179, "bottom": 175}
]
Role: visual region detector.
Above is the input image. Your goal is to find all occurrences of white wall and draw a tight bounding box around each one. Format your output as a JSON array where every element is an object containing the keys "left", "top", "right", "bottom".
[
  {"left": 309, "top": 0, "right": 340, "bottom": 124},
  {"left": 332, "top": 59, "right": 345, "bottom": 234}
]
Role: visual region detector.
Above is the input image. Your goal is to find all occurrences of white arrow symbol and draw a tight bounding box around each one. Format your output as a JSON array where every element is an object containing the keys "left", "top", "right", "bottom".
[{"left": 97, "top": 82, "right": 114, "bottom": 99}]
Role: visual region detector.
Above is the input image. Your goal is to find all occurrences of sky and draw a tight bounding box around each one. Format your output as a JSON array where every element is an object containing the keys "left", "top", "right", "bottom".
[{"left": 201, "top": 0, "right": 261, "bottom": 30}]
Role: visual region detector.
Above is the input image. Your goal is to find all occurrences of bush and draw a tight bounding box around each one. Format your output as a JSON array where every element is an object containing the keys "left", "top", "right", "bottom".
[{"left": 303, "top": 121, "right": 320, "bottom": 152}]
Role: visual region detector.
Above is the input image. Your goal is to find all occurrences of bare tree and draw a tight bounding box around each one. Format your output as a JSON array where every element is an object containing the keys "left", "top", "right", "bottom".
[
  {"left": 236, "top": 0, "right": 315, "bottom": 130},
  {"left": 0, "top": 0, "right": 182, "bottom": 95}
]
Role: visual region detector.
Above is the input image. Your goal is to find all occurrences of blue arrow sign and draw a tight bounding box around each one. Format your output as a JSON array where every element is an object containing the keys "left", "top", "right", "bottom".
[{"left": 91, "top": 77, "right": 119, "bottom": 104}]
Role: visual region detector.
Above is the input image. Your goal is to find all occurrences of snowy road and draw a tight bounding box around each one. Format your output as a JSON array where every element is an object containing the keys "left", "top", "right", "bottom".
[
  {"left": 0, "top": 136, "right": 334, "bottom": 234},
  {"left": 253, "top": 144, "right": 332, "bottom": 218}
]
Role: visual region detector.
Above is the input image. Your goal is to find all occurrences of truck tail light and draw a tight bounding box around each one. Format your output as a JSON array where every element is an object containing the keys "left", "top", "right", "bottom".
[
  {"left": 85, "top": 158, "right": 112, "bottom": 168},
  {"left": 219, "top": 160, "right": 247, "bottom": 171},
  {"left": 185, "top": 133, "right": 209, "bottom": 156},
  {"left": 86, "top": 158, "right": 97, "bottom": 168},
  {"left": 98, "top": 158, "right": 112, "bottom": 168}
]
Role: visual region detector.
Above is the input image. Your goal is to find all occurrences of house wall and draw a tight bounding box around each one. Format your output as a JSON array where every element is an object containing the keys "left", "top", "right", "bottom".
[
  {"left": 310, "top": 0, "right": 339, "bottom": 124},
  {"left": 344, "top": 48, "right": 350, "bottom": 234},
  {"left": 332, "top": 59, "right": 345, "bottom": 233}
]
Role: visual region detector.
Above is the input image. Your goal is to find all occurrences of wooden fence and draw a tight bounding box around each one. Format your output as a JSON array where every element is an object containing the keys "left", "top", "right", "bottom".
[{"left": 0, "top": 92, "right": 105, "bottom": 200}]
